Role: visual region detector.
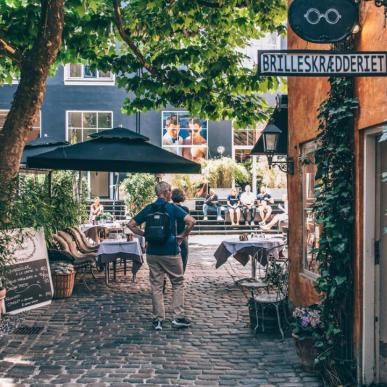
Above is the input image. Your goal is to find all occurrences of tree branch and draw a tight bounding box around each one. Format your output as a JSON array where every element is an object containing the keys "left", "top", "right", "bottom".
[
  {"left": 197, "top": 0, "right": 222, "bottom": 8},
  {"left": 112, "top": 0, "right": 161, "bottom": 78},
  {"left": 0, "top": 37, "right": 21, "bottom": 65}
]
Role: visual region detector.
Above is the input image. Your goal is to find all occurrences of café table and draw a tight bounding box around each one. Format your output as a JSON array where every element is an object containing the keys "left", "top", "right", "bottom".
[
  {"left": 214, "top": 236, "right": 284, "bottom": 280},
  {"left": 96, "top": 238, "right": 143, "bottom": 285}
]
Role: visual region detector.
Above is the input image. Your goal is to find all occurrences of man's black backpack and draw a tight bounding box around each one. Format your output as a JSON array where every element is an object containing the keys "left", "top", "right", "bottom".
[{"left": 144, "top": 203, "right": 171, "bottom": 244}]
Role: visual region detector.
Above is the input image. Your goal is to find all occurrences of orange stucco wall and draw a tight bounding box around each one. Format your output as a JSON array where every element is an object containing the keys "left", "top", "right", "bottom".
[{"left": 288, "top": 1, "right": 387, "bottom": 372}]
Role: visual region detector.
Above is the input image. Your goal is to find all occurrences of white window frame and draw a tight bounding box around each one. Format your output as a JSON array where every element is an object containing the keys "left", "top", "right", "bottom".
[
  {"left": 301, "top": 140, "right": 320, "bottom": 280},
  {"left": 0, "top": 109, "right": 42, "bottom": 137},
  {"left": 64, "top": 64, "right": 115, "bottom": 86},
  {"left": 65, "top": 110, "right": 114, "bottom": 142},
  {"left": 161, "top": 110, "right": 209, "bottom": 160}
]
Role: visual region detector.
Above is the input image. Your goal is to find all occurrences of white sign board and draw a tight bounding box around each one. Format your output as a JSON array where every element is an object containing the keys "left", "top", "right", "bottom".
[
  {"left": 258, "top": 50, "right": 387, "bottom": 77},
  {"left": 5, "top": 228, "right": 53, "bottom": 314}
]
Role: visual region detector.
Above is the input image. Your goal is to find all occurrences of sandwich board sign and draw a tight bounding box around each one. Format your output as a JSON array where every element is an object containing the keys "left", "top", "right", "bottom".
[
  {"left": 4, "top": 228, "right": 53, "bottom": 314},
  {"left": 258, "top": 50, "right": 387, "bottom": 77}
]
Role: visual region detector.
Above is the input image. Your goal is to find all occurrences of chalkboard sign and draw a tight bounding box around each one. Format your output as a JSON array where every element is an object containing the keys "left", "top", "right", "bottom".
[{"left": 5, "top": 228, "right": 53, "bottom": 314}]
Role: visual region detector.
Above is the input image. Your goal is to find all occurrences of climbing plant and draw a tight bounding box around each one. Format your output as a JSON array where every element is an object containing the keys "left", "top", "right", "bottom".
[{"left": 312, "top": 65, "right": 358, "bottom": 383}]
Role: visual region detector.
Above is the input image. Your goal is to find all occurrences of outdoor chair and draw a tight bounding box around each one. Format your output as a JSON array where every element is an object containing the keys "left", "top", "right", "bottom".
[
  {"left": 67, "top": 227, "right": 98, "bottom": 254},
  {"left": 50, "top": 234, "right": 97, "bottom": 288},
  {"left": 73, "top": 225, "right": 100, "bottom": 249},
  {"left": 57, "top": 231, "right": 98, "bottom": 259},
  {"left": 252, "top": 255, "right": 289, "bottom": 339}
]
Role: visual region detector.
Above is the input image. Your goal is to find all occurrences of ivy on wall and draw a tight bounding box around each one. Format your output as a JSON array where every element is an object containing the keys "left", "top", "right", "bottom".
[{"left": 312, "top": 71, "right": 358, "bottom": 384}]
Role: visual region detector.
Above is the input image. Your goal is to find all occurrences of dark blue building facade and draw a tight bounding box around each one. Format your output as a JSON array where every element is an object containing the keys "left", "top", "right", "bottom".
[{"left": 0, "top": 65, "right": 232, "bottom": 198}]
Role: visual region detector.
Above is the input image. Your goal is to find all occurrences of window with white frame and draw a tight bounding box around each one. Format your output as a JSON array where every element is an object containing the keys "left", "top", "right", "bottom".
[
  {"left": 233, "top": 123, "right": 265, "bottom": 162},
  {"left": 66, "top": 111, "right": 113, "bottom": 144},
  {"left": 0, "top": 110, "right": 41, "bottom": 137},
  {"left": 302, "top": 141, "right": 320, "bottom": 276},
  {"left": 64, "top": 64, "right": 115, "bottom": 85},
  {"left": 161, "top": 111, "right": 208, "bottom": 162}
]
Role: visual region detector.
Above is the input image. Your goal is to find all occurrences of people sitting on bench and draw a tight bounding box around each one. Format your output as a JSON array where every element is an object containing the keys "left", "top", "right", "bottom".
[
  {"left": 203, "top": 189, "right": 223, "bottom": 221},
  {"left": 261, "top": 194, "right": 288, "bottom": 230},
  {"left": 240, "top": 184, "right": 256, "bottom": 225},
  {"left": 257, "top": 187, "right": 274, "bottom": 226},
  {"left": 227, "top": 188, "right": 241, "bottom": 226}
]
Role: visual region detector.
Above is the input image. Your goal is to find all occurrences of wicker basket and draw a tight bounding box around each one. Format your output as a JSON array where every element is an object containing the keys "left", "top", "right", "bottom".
[{"left": 52, "top": 272, "right": 75, "bottom": 299}]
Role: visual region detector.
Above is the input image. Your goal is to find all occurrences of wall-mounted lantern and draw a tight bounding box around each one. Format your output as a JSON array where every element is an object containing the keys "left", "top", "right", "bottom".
[{"left": 251, "top": 95, "right": 294, "bottom": 175}]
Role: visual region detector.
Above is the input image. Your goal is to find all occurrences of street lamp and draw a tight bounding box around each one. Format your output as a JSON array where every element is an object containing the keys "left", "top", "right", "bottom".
[{"left": 261, "top": 123, "right": 294, "bottom": 175}]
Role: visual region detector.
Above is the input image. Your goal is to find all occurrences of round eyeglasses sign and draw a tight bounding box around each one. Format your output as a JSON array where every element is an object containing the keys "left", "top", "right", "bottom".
[
  {"left": 289, "top": 0, "right": 358, "bottom": 43},
  {"left": 304, "top": 8, "right": 342, "bottom": 25}
]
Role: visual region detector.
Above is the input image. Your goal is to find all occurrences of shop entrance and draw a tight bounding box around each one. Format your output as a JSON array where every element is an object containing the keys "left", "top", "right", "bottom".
[
  {"left": 363, "top": 126, "right": 387, "bottom": 385},
  {"left": 89, "top": 171, "right": 110, "bottom": 199}
]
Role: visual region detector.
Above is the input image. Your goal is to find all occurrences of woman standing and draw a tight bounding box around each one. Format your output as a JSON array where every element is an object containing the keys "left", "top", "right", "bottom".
[
  {"left": 227, "top": 188, "right": 241, "bottom": 226},
  {"left": 172, "top": 188, "right": 190, "bottom": 272}
]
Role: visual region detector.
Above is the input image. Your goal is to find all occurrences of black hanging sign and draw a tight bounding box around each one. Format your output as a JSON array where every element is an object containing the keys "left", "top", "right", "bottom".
[
  {"left": 258, "top": 50, "right": 387, "bottom": 77},
  {"left": 288, "top": 0, "right": 358, "bottom": 43},
  {"left": 5, "top": 228, "right": 53, "bottom": 314}
]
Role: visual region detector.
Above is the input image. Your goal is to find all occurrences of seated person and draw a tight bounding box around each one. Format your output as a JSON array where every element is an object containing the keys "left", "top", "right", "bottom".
[
  {"left": 261, "top": 194, "right": 288, "bottom": 230},
  {"left": 239, "top": 184, "right": 256, "bottom": 225},
  {"left": 203, "top": 189, "right": 223, "bottom": 221},
  {"left": 89, "top": 196, "right": 104, "bottom": 223},
  {"left": 227, "top": 188, "right": 241, "bottom": 226},
  {"left": 257, "top": 187, "right": 274, "bottom": 225}
]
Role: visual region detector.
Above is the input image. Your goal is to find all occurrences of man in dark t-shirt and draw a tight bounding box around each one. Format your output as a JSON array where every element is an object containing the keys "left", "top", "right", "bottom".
[{"left": 128, "top": 182, "right": 196, "bottom": 331}]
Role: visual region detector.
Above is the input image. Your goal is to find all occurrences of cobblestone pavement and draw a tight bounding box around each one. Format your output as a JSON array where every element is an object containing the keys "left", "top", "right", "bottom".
[{"left": 0, "top": 239, "right": 322, "bottom": 387}]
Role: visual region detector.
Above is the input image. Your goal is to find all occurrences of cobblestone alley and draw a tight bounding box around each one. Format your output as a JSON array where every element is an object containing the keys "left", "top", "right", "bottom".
[{"left": 0, "top": 239, "right": 322, "bottom": 387}]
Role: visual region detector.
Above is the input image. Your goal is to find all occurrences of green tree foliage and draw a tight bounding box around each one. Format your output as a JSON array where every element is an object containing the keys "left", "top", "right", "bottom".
[
  {"left": 122, "top": 173, "right": 157, "bottom": 216},
  {"left": 0, "top": 171, "right": 87, "bottom": 286},
  {"left": 0, "top": 0, "right": 286, "bottom": 128},
  {"left": 201, "top": 157, "right": 250, "bottom": 188}
]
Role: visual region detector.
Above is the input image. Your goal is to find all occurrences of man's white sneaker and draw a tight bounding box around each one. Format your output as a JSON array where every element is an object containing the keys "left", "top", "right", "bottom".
[
  {"left": 203, "top": 216, "right": 208, "bottom": 221},
  {"left": 152, "top": 319, "right": 163, "bottom": 331},
  {"left": 217, "top": 216, "right": 224, "bottom": 221},
  {"left": 172, "top": 318, "right": 192, "bottom": 328},
  {"left": 251, "top": 221, "right": 255, "bottom": 225}
]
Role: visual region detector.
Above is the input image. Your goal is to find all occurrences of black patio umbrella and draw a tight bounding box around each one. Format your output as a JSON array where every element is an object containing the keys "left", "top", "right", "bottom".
[
  {"left": 21, "top": 136, "right": 69, "bottom": 166},
  {"left": 27, "top": 127, "right": 201, "bottom": 174}
]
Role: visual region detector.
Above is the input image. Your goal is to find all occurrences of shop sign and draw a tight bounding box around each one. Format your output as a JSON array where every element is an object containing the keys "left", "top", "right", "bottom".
[
  {"left": 258, "top": 50, "right": 387, "bottom": 77},
  {"left": 288, "top": 0, "right": 358, "bottom": 43},
  {"left": 5, "top": 228, "right": 53, "bottom": 314}
]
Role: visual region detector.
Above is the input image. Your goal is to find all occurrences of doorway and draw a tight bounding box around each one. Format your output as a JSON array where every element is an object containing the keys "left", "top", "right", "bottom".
[
  {"left": 89, "top": 171, "right": 110, "bottom": 199},
  {"left": 363, "top": 126, "right": 387, "bottom": 385}
]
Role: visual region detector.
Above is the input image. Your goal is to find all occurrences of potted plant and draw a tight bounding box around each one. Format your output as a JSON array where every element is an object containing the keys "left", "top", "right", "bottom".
[{"left": 292, "top": 305, "right": 321, "bottom": 371}]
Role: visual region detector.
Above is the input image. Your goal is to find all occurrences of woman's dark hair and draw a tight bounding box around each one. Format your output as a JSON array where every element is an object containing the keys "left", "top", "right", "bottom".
[{"left": 172, "top": 188, "right": 185, "bottom": 203}]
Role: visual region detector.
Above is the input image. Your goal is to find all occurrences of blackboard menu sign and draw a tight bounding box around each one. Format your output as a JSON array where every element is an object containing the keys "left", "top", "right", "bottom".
[{"left": 5, "top": 228, "right": 53, "bottom": 314}]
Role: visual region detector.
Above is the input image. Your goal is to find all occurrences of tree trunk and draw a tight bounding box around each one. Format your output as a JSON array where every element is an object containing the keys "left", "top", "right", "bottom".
[{"left": 0, "top": 0, "right": 64, "bottom": 184}]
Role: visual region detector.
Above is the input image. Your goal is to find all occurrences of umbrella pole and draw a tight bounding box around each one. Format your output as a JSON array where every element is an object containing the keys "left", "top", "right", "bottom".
[
  {"left": 78, "top": 171, "right": 82, "bottom": 202},
  {"left": 48, "top": 171, "right": 52, "bottom": 199}
]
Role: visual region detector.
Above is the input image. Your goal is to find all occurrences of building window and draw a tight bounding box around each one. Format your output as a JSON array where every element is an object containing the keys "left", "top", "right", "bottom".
[
  {"left": 161, "top": 111, "right": 208, "bottom": 162},
  {"left": 302, "top": 141, "right": 320, "bottom": 276},
  {"left": 64, "top": 64, "right": 115, "bottom": 85},
  {"left": 66, "top": 111, "right": 113, "bottom": 144},
  {"left": 0, "top": 110, "right": 41, "bottom": 139},
  {"left": 233, "top": 123, "right": 264, "bottom": 161}
]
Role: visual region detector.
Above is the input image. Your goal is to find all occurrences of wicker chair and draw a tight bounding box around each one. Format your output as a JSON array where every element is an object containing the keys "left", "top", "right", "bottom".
[
  {"left": 72, "top": 226, "right": 99, "bottom": 250},
  {"left": 57, "top": 231, "right": 97, "bottom": 259},
  {"left": 67, "top": 227, "right": 98, "bottom": 254}
]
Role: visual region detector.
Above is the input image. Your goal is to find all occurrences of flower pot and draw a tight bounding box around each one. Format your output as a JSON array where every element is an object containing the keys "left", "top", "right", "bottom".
[
  {"left": 292, "top": 333, "right": 317, "bottom": 371},
  {"left": 0, "top": 288, "right": 7, "bottom": 318}
]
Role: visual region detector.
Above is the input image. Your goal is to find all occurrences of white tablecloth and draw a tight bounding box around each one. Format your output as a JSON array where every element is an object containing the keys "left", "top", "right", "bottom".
[
  {"left": 214, "top": 237, "right": 284, "bottom": 268},
  {"left": 97, "top": 239, "right": 142, "bottom": 257}
]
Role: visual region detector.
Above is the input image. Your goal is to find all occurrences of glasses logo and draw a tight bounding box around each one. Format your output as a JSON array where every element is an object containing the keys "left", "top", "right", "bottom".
[{"left": 304, "top": 8, "right": 342, "bottom": 25}]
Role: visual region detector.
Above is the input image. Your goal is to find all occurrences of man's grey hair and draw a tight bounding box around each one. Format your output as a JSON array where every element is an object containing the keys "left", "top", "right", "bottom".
[{"left": 155, "top": 181, "right": 171, "bottom": 196}]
